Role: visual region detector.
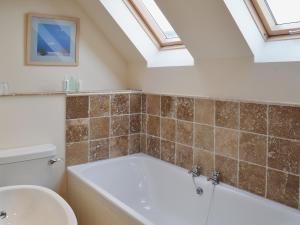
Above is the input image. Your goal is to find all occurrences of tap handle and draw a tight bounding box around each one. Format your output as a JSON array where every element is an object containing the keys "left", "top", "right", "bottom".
[
  {"left": 207, "top": 171, "right": 220, "bottom": 182},
  {"left": 189, "top": 165, "right": 201, "bottom": 177},
  {"left": 188, "top": 165, "right": 199, "bottom": 173},
  {"left": 213, "top": 171, "right": 220, "bottom": 177}
]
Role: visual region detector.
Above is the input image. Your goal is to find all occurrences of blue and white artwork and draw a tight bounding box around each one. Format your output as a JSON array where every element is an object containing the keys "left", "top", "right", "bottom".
[
  {"left": 27, "top": 15, "right": 78, "bottom": 66},
  {"left": 37, "top": 23, "right": 71, "bottom": 56}
]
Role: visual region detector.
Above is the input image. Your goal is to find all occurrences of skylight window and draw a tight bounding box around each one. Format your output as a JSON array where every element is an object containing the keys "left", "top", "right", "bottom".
[
  {"left": 246, "top": 0, "right": 300, "bottom": 39},
  {"left": 124, "top": 0, "right": 183, "bottom": 48},
  {"left": 265, "top": 0, "right": 300, "bottom": 25},
  {"left": 140, "top": 0, "right": 178, "bottom": 39}
]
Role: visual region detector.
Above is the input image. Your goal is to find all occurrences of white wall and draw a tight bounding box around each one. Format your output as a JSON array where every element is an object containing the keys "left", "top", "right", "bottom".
[
  {"left": 128, "top": 58, "right": 300, "bottom": 104},
  {"left": 0, "top": 0, "right": 128, "bottom": 92},
  {"left": 0, "top": 95, "right": 66, "bottom": 194},
  {"left": 125, "top": 0, "right": 300, "bottom": 105},
  {"left": 0, "top": 0, "right": 129, "bottom": 196}
]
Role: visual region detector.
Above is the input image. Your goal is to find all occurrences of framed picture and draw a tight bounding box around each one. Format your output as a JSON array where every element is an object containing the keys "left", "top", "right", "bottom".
[{"left": 26, "top": 13, "right": 79, "bottom": 66}]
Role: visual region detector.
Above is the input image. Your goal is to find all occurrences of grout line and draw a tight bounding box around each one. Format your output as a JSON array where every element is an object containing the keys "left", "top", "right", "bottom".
[
  {"left": 88, "top": 95, "right": 91, "bottom": 161},
  {"left": 108, "top": 95, "right": 112, "bottom": 159},
  {"left": 265, "top": 104, "right": 269, "bottom": 198},
  {"left": 174, "top": 97, "right": 178, "bottom": 165},
  {"left": 66, "top": 112, "right": 141, "bottom": 120},
  {"left": 139, "top": 93, "right": 142, "bottom": 153},
  {"left": 213, "top": 100, "right": 216, "bottom": 175},
  {"left": 159, "top": 95, "right": 162, "bottom": 159},
  {"left": 145, "top": 95, "right": 148, "bottom": 154},
  {"left": 128, "top": 94, "right": 131, "bottom": 155},
  {"left": 237, "top": 102, "right": 240, "bottom": 188},
  {"left": 265, "top": 167, "right": 300, "bottom": 178},
  {"left": 192, "top": 97, "right": 196, "bottom": 166}
]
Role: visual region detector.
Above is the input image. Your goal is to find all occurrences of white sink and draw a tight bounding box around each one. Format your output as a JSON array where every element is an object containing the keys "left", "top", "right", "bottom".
[{"left": 0, "top": 185, "right": 77, "bottom": 225}]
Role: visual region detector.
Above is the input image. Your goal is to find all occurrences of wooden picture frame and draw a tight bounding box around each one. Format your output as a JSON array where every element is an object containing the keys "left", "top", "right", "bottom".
[{"left": 25, "top": 13, "right": 80, "bottom": 66}]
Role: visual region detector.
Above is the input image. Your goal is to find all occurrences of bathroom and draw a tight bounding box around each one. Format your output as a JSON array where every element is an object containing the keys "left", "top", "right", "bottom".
[{"left": 0, "top": 0, "right": 299, "bottom": 224}]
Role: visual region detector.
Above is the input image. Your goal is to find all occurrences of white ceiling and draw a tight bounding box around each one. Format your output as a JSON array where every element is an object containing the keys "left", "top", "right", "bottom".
[{"left": 75, "top": 0, "right": 252, "bottom": 63}]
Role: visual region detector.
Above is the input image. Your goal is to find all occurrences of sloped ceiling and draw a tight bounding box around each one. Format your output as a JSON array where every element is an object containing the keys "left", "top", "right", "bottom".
[{"left": 76, "top": 0, "right": 252, "bottom": 63}]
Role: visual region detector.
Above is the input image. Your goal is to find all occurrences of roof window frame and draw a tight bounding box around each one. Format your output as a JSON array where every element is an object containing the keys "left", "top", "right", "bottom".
[
  {"left": 123, "top": 0, "right": 184, "bottom": 48},
  {"left": 245, "top": 0, "right": 300, "bottom": 41}
]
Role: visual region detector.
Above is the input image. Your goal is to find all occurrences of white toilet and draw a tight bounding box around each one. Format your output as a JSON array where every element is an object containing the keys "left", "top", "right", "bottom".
[
  {"left": 0, "top": 145, "right": 77, "bottom": 225},
  {"left": 0, "top": 144, "right": 61, "bottom": 190}
]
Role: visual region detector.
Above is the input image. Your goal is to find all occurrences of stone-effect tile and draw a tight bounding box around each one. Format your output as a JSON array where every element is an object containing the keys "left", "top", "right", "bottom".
[
  {"left": 141, "top": 114, "right": 147, "bottom": 133},
  {"left": 215, "top": 101, "right": 239, "bottom": 129},
  {"left": 176, "top": 97, "right": 194, "bottom": 121},
  {"left": 194, "top": 149, "right": 214, "bottom": 177},
  {"left": 176, "top": 121, "right": 193, "bottom": 146},
  {"left": 161, "top": 140, "right": 175, "bottom": 164},
  {"left": 161, "top": 118, "right": 176, "bottom": 141},
  {"left": 66, "top": 119, "right": 89, "bottom": 143},
  {"left": 130, "top": 114, "right": 141, "bottom": 134},
  {"left": 111, "top": 94, "right": 129, "bottom": 115},
  {"left": 129, "top": 134, "right": 140, "bottom": 154},
  {"left": 147, "top": 95, "right": 160, "bottom": 116},
  {"left": 66, "top": 96, "right": 89, "bottom": 119},
  {"left": 66, "top": 142, "right": 89, "bottom": 166},
  {"left": 240, "top": 103, "right": 267, "bottom": 134},
  {"left": 90, "top": 117, "right": 110, "bottom": 140},
  {"left": 111, "top": 116, "right": 129, "bottom": 137},
  {"left": 215, "top": 128, "right": 238, "bottom": 159},
  {"left": 147, "top": 115, "right": 160, "bottom": 137},
  {"left": 195, "top": 99, "right": 214, "bottom": 125},
  {"left": 130, "top": 94, "right": 141, "bottom": 114},
  {"left": 140, "top": 134, "right": 147, "bottom": 153},
  {"left": 141, "top": 94, "right": 146, "bottom": 113},
  {"left": 161, "top": 96, "right": 176, "bottom": 118},
  {"left": 147, "top": 136, "right": 160, "bottom": 158},
  {"left": 90, "top": 95, "right": 110, "bottom": 117},
  {"left": 215, "top": 155, "right": 238, "bottom": 186},
  {"left": 110, "top": 136, "right": 128, "bottom": 158},
  {"left": 267, "top": 169, "right": 299, "bottom": 208},
  {"left": 268, "top": 137, "right": 300, "bottom": 174},
  {"left": 176, "top": 144, "right": 193, "bottom": 170},
  {"left": 194, "top": 124, "right": 214, "bottom": 151},
  {"left": 239, "top": 132, "right": 267, "bottom": 166},
  {"left": 269, "top": 105, "right": 300, "bottom": 140},
  {"left": 89, "top": 139, "right": 109, "bottom": 161},
  {"left": 239, "top": 161, "right": 266, "bottom": 197}
]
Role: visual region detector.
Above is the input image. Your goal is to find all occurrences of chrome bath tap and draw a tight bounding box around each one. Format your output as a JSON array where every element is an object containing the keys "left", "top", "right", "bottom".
[
  {"left": 0, "top": 211, "right": 7, "bottom": 219},
  {"left": 189, "top": 166, "right": 203, "bottom": 195},
  {"left": 207, "top": 171, "right": 220, "bottom": 185},
  {"left": 188, "top": 165, "right": 201, "bottom": 177}
]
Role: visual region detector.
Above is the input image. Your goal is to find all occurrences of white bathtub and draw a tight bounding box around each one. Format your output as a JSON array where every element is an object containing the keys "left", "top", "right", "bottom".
[{"left": 67, "top": 153, "right": 300, "bottom": 225}]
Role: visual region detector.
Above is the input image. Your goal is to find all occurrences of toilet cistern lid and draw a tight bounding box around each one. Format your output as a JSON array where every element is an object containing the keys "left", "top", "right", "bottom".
[{"left": 0, "top": 144, "right": 56, "bottom": 165}]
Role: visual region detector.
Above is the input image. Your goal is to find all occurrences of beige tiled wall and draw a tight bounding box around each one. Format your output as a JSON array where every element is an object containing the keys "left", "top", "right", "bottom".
[
  {"left": 65, "top": 92, "right": 142, "bottom": 166},
  {"left": 140, "top": 93, "right": 300, "bottom": 209},
  {"left": 65, "top": 91, "right": 300, "bottom": 210}
]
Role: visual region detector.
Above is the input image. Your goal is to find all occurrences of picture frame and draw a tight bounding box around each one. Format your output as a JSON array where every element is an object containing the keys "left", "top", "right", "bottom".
[{"left": 25, "top": 13, "right": 79, "bottom": 66}]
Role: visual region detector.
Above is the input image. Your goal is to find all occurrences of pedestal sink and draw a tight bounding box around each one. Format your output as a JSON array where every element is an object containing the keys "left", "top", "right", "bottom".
[{"left": 0, "top": 185, "right": 77, "bottom": 225}]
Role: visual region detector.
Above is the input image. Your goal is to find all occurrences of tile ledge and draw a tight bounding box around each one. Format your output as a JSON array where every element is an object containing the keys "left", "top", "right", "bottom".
[
  {"left": 0, "top": 89, "right": 142, "bottom": 97},
  {"left": 143, "top": 92, "right": 300, "bottom": 107}
]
